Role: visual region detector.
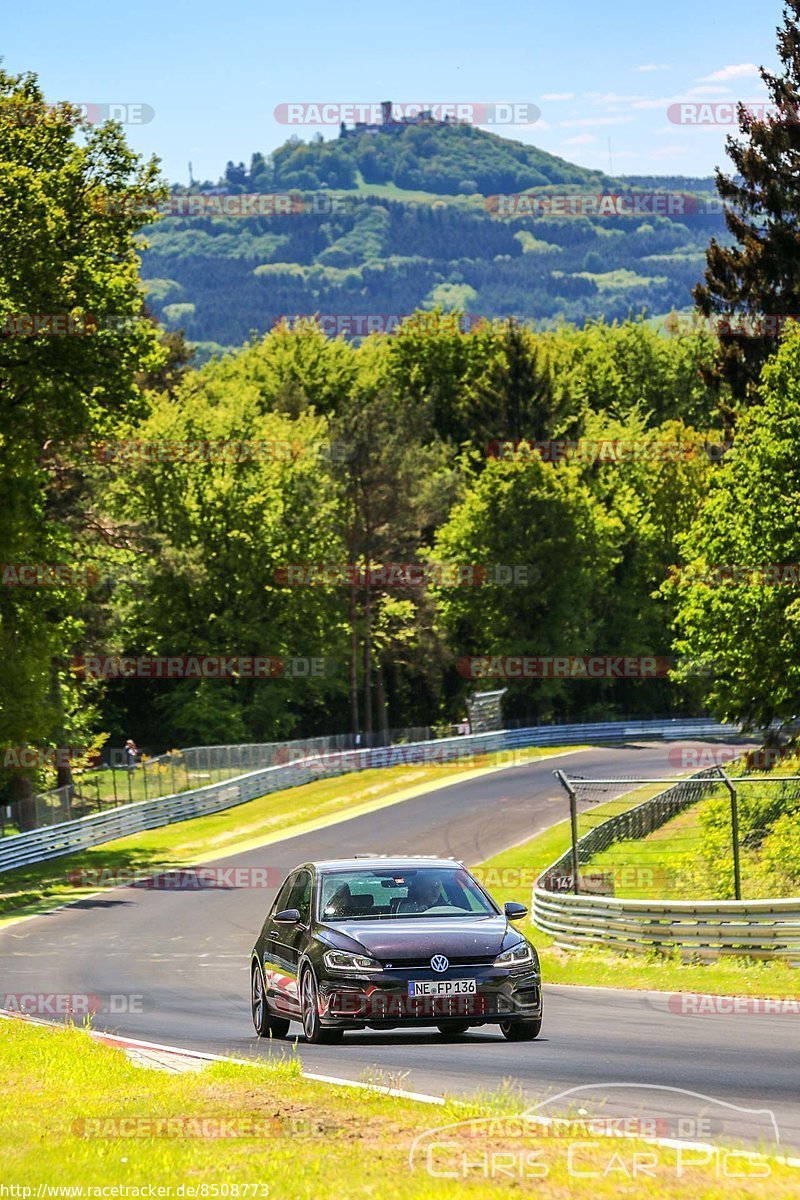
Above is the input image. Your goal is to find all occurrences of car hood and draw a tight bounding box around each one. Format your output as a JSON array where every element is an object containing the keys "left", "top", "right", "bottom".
[{"left": 318, "top": 914, "right": 516, "bottom": 960}]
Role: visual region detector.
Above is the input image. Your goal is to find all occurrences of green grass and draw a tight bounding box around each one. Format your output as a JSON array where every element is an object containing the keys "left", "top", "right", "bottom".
[
  {"left": 577, "top": 268, "right": 667, "bottom": 291},
  {"left": 1, "top": 1021, "right": 794, "bottom": 1197},
  {"left": 24, "top": 762, "right": 252, "bottom": 830},
  {"left": 33, "top": 763, "right": 239, "bottom": 820},
  {"left": 472, "top": 807, "right": 800, "bottom": 998},
  {"left": 0, "top": 746, "right": 579, "bottom": 923},
  {"left": 348, "top": 171, "right": 483, "bottom": 205},
  {"left": 569, "top": 770, "right": 800, "bottom": 903},
  {"left": 584, "top": 803, "right": 714, "bottom": 900}
]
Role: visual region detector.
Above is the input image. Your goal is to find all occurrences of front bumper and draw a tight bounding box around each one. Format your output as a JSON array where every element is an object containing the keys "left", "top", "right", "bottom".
[{"left": 316, "top": 966, "right": 542, "bottom": 1027}]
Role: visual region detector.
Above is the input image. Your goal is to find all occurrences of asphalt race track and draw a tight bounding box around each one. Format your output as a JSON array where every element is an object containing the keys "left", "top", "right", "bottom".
[{"left": 2, "top": 739, "right": 797, "bottom": 1153}]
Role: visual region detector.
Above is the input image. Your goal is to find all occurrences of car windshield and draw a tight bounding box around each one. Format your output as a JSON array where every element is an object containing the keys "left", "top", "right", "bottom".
[{"left": 318, "top": 867, "right": 497, "bottom": 920}]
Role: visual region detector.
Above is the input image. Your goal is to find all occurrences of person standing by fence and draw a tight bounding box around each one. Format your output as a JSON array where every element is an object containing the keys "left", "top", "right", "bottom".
[{"left": 124, "top": 739, "right": 138, "bottom": 771}]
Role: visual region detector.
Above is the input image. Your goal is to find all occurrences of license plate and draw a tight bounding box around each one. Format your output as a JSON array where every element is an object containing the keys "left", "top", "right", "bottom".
[{"left": 408, "top": 979, "right": 477, "bottom": 997}]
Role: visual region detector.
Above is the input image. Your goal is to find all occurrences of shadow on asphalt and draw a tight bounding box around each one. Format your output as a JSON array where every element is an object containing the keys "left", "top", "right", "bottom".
[{"left": 252, "top": 1029, "right": 551, "bottom": 1048}]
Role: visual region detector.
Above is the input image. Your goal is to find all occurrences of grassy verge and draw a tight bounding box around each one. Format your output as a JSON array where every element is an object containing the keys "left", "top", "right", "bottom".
[
  {"left": 26, "top": 764, "right": 239, "bottom": 828},
  {"left": 581, "top": 804, "right": 707, "bottom": 899},
  {"left": 471, "top": 819, "right": 800, "bottom": 998},
  {"left": 0, "top": 746, "right": 578, "bottom": 924},
  {"left": 76, "top": 763, "right": 239, "bottom": 806},
  {"left": 586, "top": 785, "right": 800, "bottom": 903},
  {"left": 0, "top": 1021, "right": 794, "bottom": 1197}
]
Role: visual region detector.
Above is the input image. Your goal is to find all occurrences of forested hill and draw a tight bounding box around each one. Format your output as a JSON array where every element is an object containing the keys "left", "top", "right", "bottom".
[
  {"left": 138, "top": 125, "right": 727, "bottom": 356},
  {"left": 220, "top": 123, "right": 614, "bottom": 195}
]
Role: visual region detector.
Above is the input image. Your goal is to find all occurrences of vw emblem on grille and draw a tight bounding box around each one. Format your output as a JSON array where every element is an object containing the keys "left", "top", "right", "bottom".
[{"left": 431, "top": 954, "right": 449, "bottom": 973}]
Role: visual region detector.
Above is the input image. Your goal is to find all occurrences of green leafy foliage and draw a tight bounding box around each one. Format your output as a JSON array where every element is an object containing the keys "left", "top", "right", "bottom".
[
  {"left": 0, "top": 68, "right": 165, "bottom": 804},
  {"left": 670, "top": 330, "right": 800, "bottom": 727}
]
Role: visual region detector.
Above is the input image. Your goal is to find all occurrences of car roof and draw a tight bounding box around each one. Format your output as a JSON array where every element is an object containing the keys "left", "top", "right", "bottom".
[{"left": 306, "top": 857, "right": 464, "bottom": 872}]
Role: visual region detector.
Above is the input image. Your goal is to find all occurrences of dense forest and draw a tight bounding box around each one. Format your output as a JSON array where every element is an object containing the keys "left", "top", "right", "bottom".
[{"left": 139, "top": 125, "right": 727, "bottom": 354}]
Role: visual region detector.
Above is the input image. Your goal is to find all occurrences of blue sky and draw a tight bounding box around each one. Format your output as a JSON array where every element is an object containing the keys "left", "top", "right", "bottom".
[{"left": 3, "top": 0, "right": 786, "bottom": 183}]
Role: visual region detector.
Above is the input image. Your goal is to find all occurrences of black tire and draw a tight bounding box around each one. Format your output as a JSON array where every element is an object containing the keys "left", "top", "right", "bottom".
[
  {"left": 436, "top": 1022, "right": 471, "bottom": 1037},
  {"left": 300, "top": 967, "right": 344, "bottom": 1044},
  {"left": 499, "top": 1016, "right": 542, "bottom": 1041},
  {"left": 251, "top": 963, "right": 291, "bottom": 1039}
]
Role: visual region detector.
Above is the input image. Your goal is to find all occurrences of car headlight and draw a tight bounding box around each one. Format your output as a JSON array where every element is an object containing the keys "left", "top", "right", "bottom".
[
  {"left": 323, "top": 949, "right": 382, "bottom": 972},
  {"left": 494, "top": 941, "right": 537, "bottom": 968}
]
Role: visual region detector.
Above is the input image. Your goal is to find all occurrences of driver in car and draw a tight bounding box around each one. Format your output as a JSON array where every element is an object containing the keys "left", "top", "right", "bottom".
[{"left": 398, "top": 873, "right": 445, "bottom": 913}]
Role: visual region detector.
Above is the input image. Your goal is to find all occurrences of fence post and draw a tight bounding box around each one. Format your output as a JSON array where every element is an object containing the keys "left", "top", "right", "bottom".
[
  {"left": 112, "top": 767, "right": 118, "bottom": 807},
  {"left": 554, "top": 769, "right": 581, "bottom": 895},
  {"left": 716, "top": 767, "right": 742, "bottom": 901}
]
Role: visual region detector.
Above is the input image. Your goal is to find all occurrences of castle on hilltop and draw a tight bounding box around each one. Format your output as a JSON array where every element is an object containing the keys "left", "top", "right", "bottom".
[{"left": 339, "top": 100, "right": 462, "bottom": 139}]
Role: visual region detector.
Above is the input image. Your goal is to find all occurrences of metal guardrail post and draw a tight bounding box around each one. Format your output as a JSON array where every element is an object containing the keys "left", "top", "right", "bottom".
[
  {"left": 716, "top": 766, "right": 742, "bottom": 901},
  {"left": 554, "top": 768, "right": 581, "bottom": 895}
]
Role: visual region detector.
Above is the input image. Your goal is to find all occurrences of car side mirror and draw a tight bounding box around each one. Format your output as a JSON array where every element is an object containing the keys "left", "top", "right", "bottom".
[
  {"left": 274, "top": 908, "right": 301, "bottom": 923},
  {"left": 504, "top": 901, "right": 528, "bottom": 920}
]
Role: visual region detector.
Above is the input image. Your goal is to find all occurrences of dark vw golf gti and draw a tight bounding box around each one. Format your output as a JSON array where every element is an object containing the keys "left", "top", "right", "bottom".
[{"left": 250, "top": 856, "right": 542, "bottom": 1043}]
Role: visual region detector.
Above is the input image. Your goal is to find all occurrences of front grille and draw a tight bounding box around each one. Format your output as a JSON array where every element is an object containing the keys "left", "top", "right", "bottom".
[
  {"left": 367, "top": 992, "right": 489, "bottom": 1019},
  {"left": 381, "top": 956, "right": 495, "bottom": 970},
  {"left": 325, "top": 989, "right": 491, "bottom": 1019}
]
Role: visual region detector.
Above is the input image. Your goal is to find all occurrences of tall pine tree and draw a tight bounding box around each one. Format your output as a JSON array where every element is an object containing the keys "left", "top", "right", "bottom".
[{"left": 695, "top": 0, "right": 800, "bottom": 401}]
